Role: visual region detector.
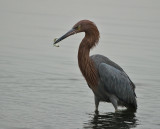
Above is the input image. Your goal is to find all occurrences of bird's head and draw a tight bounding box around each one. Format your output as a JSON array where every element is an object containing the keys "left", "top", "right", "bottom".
[{"left": 53, "top": 20, "right": 99, "bottom": 46}]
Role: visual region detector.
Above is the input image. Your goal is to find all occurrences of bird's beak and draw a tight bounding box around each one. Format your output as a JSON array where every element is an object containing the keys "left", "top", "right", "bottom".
[{"left": 54, "top": 28, "right": 76, "bottom": 45}]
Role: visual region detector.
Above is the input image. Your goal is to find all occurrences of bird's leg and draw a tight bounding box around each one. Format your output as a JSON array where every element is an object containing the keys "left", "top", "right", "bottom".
[
  {"left": 109, "top": 96, "right": 118, "bottom": 112},
  {"left": 94, "top": 95, "right": 99, "bottom": 113}
]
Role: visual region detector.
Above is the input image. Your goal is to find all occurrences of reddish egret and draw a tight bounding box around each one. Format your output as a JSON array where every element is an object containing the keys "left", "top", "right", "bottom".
[{"left": 54, "top": 20, "right": 137, "bottom": 112}]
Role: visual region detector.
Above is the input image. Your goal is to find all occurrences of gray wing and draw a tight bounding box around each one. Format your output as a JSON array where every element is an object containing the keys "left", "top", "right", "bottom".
[
  {"left": 98, "top": 63, "right": 137, "bottom": 108},
  {"left": 91, "top": 54, "right": 136, "bottom": 91}
]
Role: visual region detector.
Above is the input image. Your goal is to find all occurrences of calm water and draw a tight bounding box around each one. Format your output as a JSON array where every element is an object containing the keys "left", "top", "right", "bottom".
[{"left": 0, "top": 0, "right": 160, "bottom": 129}]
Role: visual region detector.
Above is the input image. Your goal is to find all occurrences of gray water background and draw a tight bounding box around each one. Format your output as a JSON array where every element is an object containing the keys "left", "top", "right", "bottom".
[{"left": 0, "top": 0, "right": 160, "bottom": 129}]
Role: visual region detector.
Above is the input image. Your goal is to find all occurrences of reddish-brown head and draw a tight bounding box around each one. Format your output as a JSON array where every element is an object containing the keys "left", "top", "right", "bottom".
[
  {"left": 54, "top": 20, "right": 100, "bottom": 48},
  {"left": 73, "top": 20, "right": 98, "bottom": 33}
]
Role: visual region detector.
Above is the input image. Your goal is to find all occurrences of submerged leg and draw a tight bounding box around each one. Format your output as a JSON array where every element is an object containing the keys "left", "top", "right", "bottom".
[
  {"left": 94, "top": 95, "right": 99, "bottom": 113},
  {"left": 109, "top": 96, "right": 118, "bottom": 112}
]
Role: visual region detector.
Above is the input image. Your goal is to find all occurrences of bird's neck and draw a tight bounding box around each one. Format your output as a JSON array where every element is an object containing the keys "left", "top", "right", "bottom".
[{"left": 78, "top": 33, "right": 99, "bottom": 88}]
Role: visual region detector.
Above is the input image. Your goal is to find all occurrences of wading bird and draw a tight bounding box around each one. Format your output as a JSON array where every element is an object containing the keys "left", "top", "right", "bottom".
[{"left": 54, "top": 20, "right": 137, "bottom": 112}]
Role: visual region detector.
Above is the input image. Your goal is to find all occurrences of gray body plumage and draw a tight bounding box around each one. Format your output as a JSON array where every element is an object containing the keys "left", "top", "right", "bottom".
[{"left": 90, "top": 54, "right": 137, "bottom": 111}]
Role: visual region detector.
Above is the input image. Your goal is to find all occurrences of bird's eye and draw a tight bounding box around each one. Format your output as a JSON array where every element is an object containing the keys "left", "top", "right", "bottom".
[
  {"left": 75, "top": 25, "right": 81, "bottom": 30},
  {"left": 78, "top": 25, "right": 81, "bottom": 30}
]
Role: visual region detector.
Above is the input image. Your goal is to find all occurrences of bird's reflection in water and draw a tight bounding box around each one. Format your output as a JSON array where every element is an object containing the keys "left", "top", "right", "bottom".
[{"left": 84, "top": 109, "right": 138, "bottom": 129}]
